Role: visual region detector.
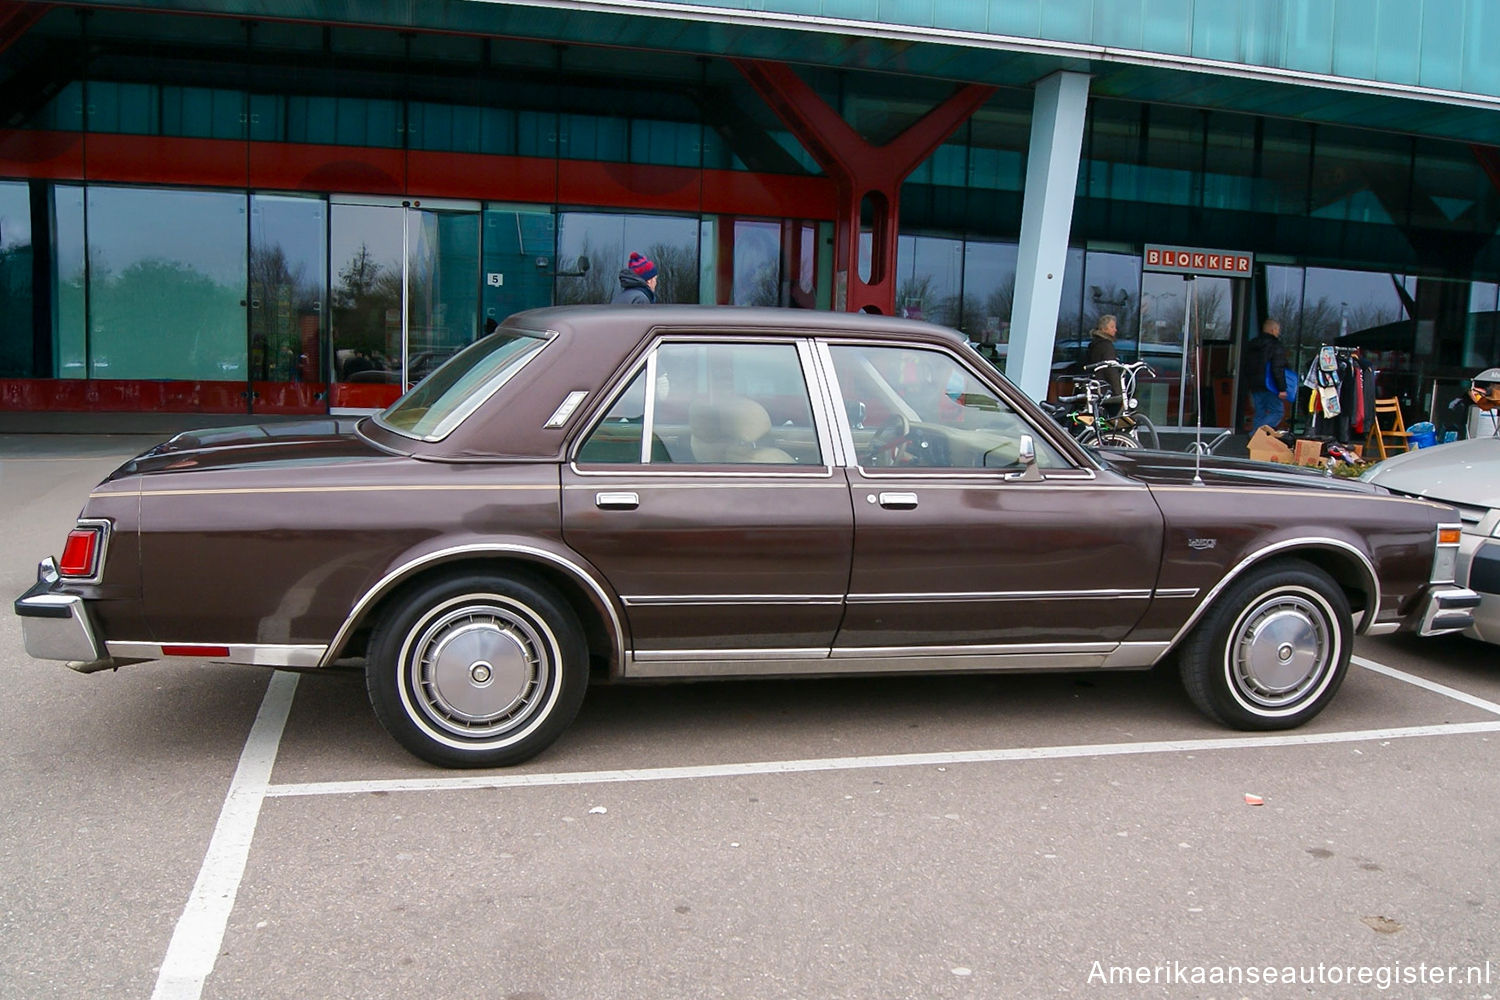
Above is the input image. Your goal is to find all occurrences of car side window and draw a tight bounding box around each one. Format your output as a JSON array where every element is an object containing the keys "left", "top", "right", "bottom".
[
  {"left": 577, "top": 341, "right": 822, "bottom": 466},
  {"left": 827, "top": 344, "right": 1066, "bottom": 470}
]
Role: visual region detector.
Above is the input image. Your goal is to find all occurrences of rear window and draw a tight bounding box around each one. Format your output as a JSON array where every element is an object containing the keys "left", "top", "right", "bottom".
[{"left": 375, "top": 330, "right": 549, "bottom": 440}]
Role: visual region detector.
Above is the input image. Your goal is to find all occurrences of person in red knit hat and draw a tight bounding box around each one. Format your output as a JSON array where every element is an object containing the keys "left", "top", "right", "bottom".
[{"left": 612, "top": 251, "right": 658, "bottom": 304}]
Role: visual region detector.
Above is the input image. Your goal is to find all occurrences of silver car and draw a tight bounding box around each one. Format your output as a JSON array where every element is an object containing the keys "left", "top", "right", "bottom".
[{"left": 1362, "top": 434, "right": 1500, "bottom": 644}]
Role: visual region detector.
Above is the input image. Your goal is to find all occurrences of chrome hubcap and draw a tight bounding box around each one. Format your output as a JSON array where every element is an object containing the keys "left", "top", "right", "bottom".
[
  {"left": 1232, "top": 594, "right": 1331, "bottom": 708},
  {"left": 408, "top": 602, "right": 552, "bottom": 738}
]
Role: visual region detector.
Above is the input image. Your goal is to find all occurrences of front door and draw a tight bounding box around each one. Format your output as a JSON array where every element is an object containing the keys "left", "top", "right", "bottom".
[
  {"left": 328, "top": 196, "right": 481, "bottom": 411},
  {"left": 562, "top": 338, "right": 852, "bottom": 669},
  {"left": 823, "top": 342, "right": 1164, "bottom": 653}
]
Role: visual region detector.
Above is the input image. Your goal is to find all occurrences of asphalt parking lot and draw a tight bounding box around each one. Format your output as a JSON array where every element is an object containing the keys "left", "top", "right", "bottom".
[{"left": 2, "top": 434, "right": 1497, "bottom": 1000}]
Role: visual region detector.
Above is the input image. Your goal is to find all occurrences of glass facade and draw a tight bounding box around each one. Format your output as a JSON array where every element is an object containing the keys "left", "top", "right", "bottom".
[
  {"left": 0, "top": 181, "right": 33, "bottom": 378},
  {"left": 2, "top": 4, "right": 1499, "bottom": 426},
  {"left": 85, "top": 185, "right": 246, "bottom": 381}
]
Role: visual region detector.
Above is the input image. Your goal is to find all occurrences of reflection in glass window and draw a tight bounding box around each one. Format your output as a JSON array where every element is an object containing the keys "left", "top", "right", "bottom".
[
  {"left": 1083, "top": 251, "right": 1141, "bottom": 349},
  {"left": 250, "top": 195, "right": 326, "bottom": 384},
  {"left": 894, "top": 234, "right": 962, "bottom": 327},
  {"left": 732, "top": 220, "right": 780, "bottom": 306},
  {"left": 86, "top": 185, "right": 247, "bottom": 380},
  {"left": 0, "top": 181, "right": 34, "bottom": 377},
  {"left": 555, "top": 212, "right": 699, "bottom": 305},
  {"left": 829, "top": 344, "right": 1065, "bottom": 470},
  {"left": 407, "top": 209, "right": 480, "bottom": 383},
  {"left": 51, "top": 185, "right": 86, "bottom": 379},
  {"left": 961, "top": 241, "right": 1018, "bottom": 349}
]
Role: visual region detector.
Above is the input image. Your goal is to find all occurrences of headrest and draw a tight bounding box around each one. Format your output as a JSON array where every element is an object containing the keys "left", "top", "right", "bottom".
[{"left": 688, "top": 396, "right": 772, "bottom": 443}]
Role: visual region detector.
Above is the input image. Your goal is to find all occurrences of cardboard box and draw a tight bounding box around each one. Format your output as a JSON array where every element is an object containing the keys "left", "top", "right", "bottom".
[
  {"left": 1293, "top": 438, "right": 1325, "bottom": 467},
  {"left": 1247, "top": 425, "right": 1292, "bottom": 464}
]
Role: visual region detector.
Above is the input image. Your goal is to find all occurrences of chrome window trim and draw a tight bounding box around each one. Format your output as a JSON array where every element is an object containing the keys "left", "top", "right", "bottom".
[
  {"left": 1162, "top": 537, "right": 1380, "bottom": 651},
  {"left": 640, "top": 349, "right": 660, "bottom": 464},
  {"left": 321, "top": 543, "right": 626, "bottom": 670}
]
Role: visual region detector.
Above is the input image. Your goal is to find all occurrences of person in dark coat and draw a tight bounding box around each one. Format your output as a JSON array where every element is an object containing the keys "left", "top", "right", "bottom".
[
  {"left": 1087, "top": 314, "right": 1123, "bottom": 400},
  {"left": 1245, "top": 318, "right": 1292, "bottom": 431},
  {"left": 611, "top": 251, "right": 658, "bottom": 304}
]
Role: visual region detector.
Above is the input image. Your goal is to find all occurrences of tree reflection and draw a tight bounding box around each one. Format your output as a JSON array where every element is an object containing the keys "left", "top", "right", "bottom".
[
  {"left": 250, "top": 242, "right": 321, "bottom": 381},
  {"left": 332, "top": 243, "right": 401, "bottom": 375}
]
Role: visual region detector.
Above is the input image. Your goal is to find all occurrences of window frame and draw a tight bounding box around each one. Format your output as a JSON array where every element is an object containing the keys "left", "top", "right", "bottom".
[
  {"left": 570, "top": 333, "right": 838, "bottom": 476},
  {"left": 816, "top": 338, "right": 1088, "bottom": 478}
]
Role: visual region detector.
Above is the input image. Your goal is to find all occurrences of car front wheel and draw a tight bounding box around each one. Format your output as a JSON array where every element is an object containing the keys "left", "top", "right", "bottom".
[
  {"left": 1178, "top": 560, "right": 1352, "bottom": 730},
  {"left": 366, "top": 572, "right": 588, "bottom": 767}
]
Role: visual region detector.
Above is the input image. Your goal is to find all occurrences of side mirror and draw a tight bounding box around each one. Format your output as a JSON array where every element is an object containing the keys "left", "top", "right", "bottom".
[
  {"left": 1006, "top": 434, "right": 1044, "bottom": 482},
  {"left": 577, "top": 255, "right": 590, "bottom": 274}
]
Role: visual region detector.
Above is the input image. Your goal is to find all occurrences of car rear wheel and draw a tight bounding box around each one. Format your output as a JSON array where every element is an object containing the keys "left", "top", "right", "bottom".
[
  {"left": 366, "top": 572, "right": 588, "bottom": 767},
  {"left": 1178, "top": 560, "right": 1351, "bottom": 730}
]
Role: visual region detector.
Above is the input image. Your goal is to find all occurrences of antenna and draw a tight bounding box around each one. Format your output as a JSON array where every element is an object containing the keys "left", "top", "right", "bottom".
[{"left": 1186, "top": 275, "right": 1204, "bottom": 486}]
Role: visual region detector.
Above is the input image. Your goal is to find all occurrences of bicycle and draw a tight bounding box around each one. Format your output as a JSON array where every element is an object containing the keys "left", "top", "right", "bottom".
[{"left": 1042, "top": 360, "right": 1160, "bottom": 449}]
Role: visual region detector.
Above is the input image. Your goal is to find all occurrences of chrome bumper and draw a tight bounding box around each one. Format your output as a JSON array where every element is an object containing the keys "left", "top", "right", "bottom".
[
  {"left": 13, "top": 558, "right": 115, "bottom": 672},
  {"left": 1412, "top": 583, "right": 1482, "bottom": 637}
]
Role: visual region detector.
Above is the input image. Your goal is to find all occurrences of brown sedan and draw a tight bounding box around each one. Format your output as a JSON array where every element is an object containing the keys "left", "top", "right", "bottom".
[{"left": 16, "top": 307, "right": 1480, "bottom": 767}]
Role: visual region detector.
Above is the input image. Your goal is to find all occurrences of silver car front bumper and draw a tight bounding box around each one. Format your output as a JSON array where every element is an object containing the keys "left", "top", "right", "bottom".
[
  {"left": 13, "top": 558, "right": 114, "bottom": 672},
  {"left": 1412, "top": 582, "right": 1482, "bottom": 637}
]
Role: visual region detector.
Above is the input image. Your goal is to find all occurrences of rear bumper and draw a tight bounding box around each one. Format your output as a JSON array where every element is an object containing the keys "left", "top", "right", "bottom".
[
  {"left": 1410, "top": 583, "right": 1482, "bottom": 637},
  {"left": 13, "top": 558, "right": 115, "bottom": 672}
]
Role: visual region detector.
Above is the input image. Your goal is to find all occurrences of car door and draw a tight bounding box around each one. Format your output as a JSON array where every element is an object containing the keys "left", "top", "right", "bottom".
[
  {"left": 821, "top": 340, "right": 1164, "bottom": 657},
  {"left": 562, "top": 337, "right": 852, "bottom": 672}
]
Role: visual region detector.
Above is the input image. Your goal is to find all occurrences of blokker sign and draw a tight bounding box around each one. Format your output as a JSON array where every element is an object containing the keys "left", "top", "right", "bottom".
[{"left": 1144, "top": 244, "right": 1254, "bottom": 277}]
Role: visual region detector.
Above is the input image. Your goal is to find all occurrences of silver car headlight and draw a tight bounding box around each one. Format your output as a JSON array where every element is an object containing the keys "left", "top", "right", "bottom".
[{"left": 1431, "top": 524, "right": 1462, "bottom": 583}]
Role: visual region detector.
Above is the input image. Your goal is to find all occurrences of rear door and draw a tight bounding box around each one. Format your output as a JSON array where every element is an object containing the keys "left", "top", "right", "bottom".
[{"left": 562, "top": 337, "right": 852, "bottom": 669}]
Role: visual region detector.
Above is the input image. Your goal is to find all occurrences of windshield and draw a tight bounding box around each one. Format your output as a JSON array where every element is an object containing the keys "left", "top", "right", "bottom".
[{"left": 375, "top": 330, "right": 549, "bottom": 440}]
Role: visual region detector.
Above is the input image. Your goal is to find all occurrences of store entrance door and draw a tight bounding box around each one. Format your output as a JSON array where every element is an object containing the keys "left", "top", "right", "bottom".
[
  {"left": 1137, "top": 271, "right": 1245, "bottom": 430},
  {"left": 328, "top": 196, "right": 481, "bottom": 411},
  {"left": 248, "top": 194, "right": 327, "bottom": 415}
]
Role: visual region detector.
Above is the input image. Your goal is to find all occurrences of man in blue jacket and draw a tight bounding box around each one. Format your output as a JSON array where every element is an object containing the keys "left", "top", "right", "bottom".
[
  {"left": 612, "top": 252, "right": 658, "bottom": 304},
  {"left": 1245, "top": 318, "right": 1292, "bottom": 431}
]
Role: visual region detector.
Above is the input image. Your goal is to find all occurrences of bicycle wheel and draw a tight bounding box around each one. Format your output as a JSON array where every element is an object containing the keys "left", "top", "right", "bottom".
[
  {"left": 1132, "top": 414, "right": 1160, "bottom": 449},
  {"left": 1097, "top": 431, "right": 1140, "bottom": 448}
]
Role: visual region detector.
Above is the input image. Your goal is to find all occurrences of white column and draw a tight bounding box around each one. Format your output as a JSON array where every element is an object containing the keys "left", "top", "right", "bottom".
[{"left": 1006, "top": 71, "right": 1090, "bottom": 400}]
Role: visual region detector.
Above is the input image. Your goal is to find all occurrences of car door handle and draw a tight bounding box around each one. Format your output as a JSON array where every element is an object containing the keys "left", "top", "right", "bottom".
[
  {"left": 876, "top": 491, "right": 919, "bottom": 509},
  {"left": 595, "top": 491, "right": 640, "bottom": 510}
]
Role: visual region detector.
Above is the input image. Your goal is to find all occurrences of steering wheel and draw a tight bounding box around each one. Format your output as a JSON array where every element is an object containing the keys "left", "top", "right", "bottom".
[{"left": 866, "top": 413, "right": 912, "bottom": 467}]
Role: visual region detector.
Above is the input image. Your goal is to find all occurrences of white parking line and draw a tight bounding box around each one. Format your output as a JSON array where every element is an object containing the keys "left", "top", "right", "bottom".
[
  {"left": 150, "top": 671, "right": 299, "bottom": 1000},
  {"left": 263, "top": 719, "right": 1500, "bottom": 799},
  {"left": 152, "top": 652, "right": 1499, "bottom": 998},
  {"left": 1352, "top": 655, "right": 1500, "bottom": 716}
]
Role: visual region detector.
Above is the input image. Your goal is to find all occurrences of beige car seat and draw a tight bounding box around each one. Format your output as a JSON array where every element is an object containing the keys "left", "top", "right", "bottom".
[{"left": 688, "top": 396, "right": 795, "bottom": 464}]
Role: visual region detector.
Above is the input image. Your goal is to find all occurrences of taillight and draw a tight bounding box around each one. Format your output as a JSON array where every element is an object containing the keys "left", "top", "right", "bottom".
[{"left": 58, "top": 526, "right": 101, "bottom": 578}]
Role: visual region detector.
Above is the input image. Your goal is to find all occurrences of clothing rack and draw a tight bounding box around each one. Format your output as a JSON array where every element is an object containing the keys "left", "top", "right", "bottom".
[{"left": 1303, "top": 345, "right": 1375, "bottom": 445}]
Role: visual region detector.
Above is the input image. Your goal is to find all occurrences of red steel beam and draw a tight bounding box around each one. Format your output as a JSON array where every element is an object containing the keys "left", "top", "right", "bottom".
[{"left": 735, "top": 58, "right": 993, "bottom": 314}]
